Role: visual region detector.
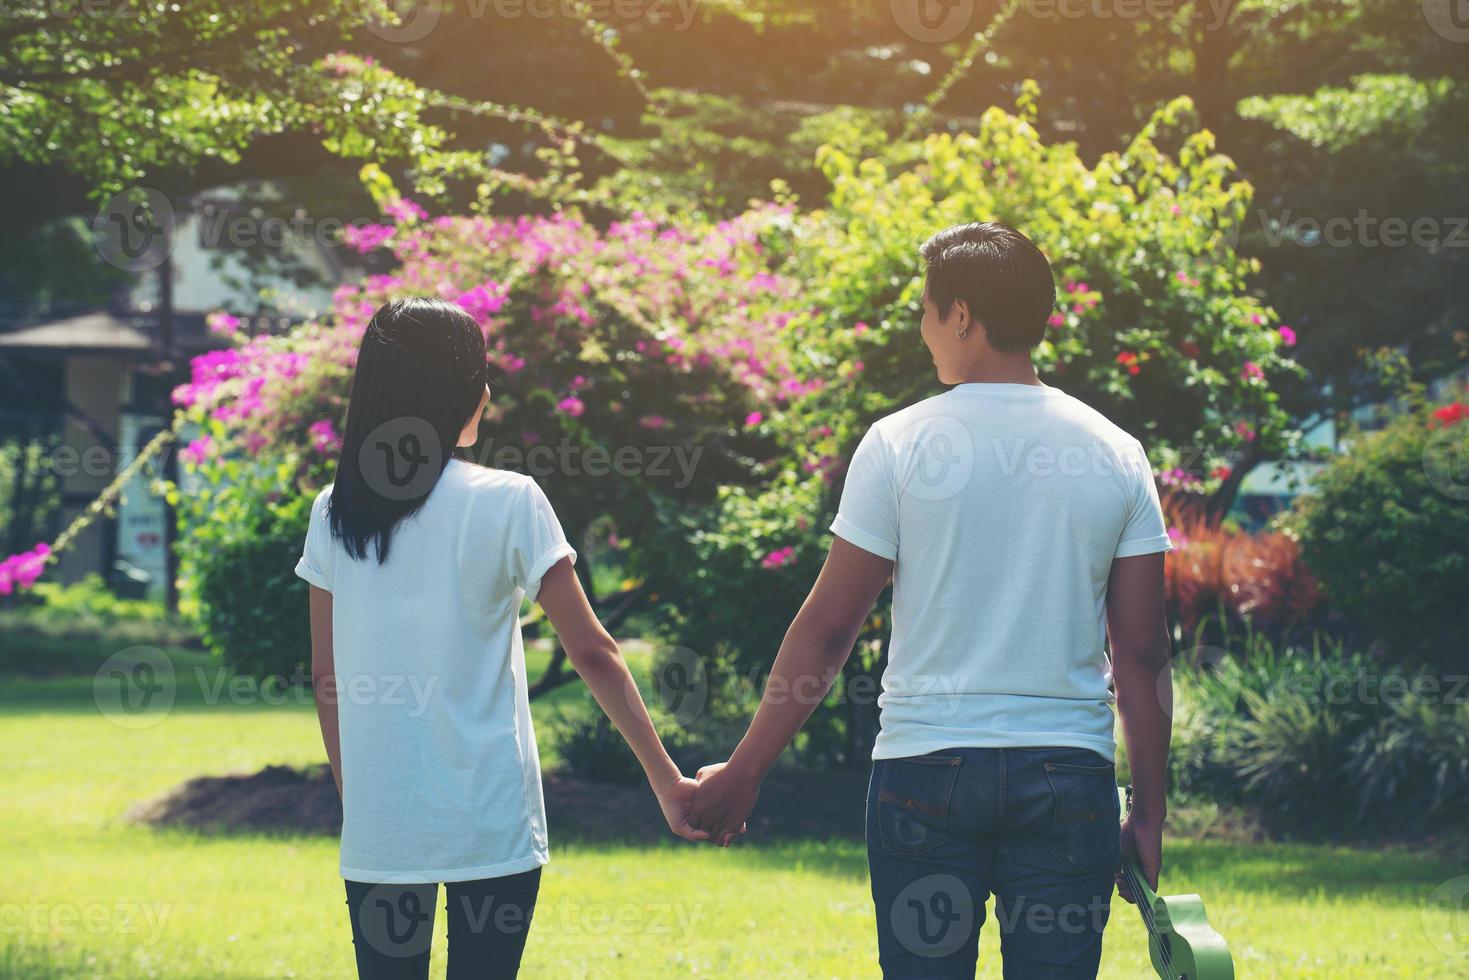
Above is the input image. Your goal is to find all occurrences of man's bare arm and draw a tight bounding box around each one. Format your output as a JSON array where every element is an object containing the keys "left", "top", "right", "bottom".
[
  {"left": 690, "top": 536, "right": 893, "bottom": 843},
  {"left": 1106, "top": 552, "right": 1171, "bottom": 893}
]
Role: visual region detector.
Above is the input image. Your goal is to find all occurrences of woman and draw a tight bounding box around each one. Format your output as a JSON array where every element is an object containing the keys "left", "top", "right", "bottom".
[{"left": 296, "top": 297, "right": 703, "bottom": 979}]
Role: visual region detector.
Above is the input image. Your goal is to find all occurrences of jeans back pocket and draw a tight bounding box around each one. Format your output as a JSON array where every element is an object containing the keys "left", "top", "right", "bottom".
[
  {"left": 875, "top": 755, "right": 963, "bottom": 857},
  {"left": 1043, "top": 755, "right": 1119, "bottom": 876}
]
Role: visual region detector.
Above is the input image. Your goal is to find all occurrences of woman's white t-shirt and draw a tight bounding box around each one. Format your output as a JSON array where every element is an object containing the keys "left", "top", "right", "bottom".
[
  {"left": 295, "top": 459, "right": 575, "bottom": 883},
  {"left": 830, "top": 383, "right": 1172, "bottom": 763}
]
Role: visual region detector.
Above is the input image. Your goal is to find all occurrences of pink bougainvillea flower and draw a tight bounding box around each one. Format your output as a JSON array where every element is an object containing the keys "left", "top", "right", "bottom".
[
  {"left": 308, "top": 419, "right": 341, "bottom": 454},
  {"left": 179, "top": 437, "right": 213, "bottom": 466},
  {"left": 0, "top": 542, "right": 51, "bottom": 595},
  {"left": 1278, "top": 325, "right": 1297, "bottom": 346},
  {"left": 1241, "top": 362, "right": 1264, "bottom": 381},
  {"left": 383, "top": 196, "right": 428, "bottom": 223},
  {"left": 555, "top": 396, "right": 585, "bottom": 419},
  {"left": 639, "top": 415, "right": 669, "bottom": 430},
  {"left": 1234, "top": 421, "right": 1257, "bottom": 441},
  {"left": 744, "top": 411, "right": 763, "bottom": 428},
  {"left": 760, "top": 545, "right": 796, "bottom": 570},
  {"left": 455, "top": 283, "right": 508, "bottom": 322},
  {"left": 206, "top": 311, "right": 242, "bottom": 336},
  {"left": 853, "top": 321, "right": 870, "bottom": 335},
  {"left": 342, "top": 223, "right": 395, "bottom": 254},
  {"left": 1048, "top": 313, "right": 1066, "bottom": 328}
]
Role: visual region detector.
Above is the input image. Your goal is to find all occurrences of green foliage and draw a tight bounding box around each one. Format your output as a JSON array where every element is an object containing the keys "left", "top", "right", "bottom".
[
  {"left": 1171, "top": 637, "right": 1469, "bottom": 832},
  {"left": 1291, "top": 395, "right": 1469, "bottom": 662},
  {"left": 23, "top": 575, "right": 168, "bottom": 626},
  {"left": 1238, "top": 74, "right": 1457, "bottom": 152},
  {"left": 0, "top": 438, "right": 60, "bottom": 555},
  {"left": 175, "top": 451, "right": 314, "bottom": 680},
  {"left": 650, "top": 91, "right": 1301, "bottom": 763},
  {"left": 546, "top": 703, "right": 706, "bottom": 784}
]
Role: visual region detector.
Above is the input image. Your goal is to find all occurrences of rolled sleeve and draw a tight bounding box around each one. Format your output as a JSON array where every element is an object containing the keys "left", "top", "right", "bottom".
[
  {"left": 294, "top": 487, "right": 337, "bottom": 592},
  {"left": 510, "top": 478, "right": 577, "bottom": 602},
  {"left": 830, "top": 514, "right": 898, "bottom": 561},
  {"left": 830, "top": 426, "right": 899, "bottom": 561},
  {"left": 1115, "top": 443, "right": 1173, "bottom": 559}
]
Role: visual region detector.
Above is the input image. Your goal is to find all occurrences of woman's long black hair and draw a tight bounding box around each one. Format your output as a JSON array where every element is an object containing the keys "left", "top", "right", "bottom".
[{"left": 328, "top": 298, "right": 488, "bottom": 562}]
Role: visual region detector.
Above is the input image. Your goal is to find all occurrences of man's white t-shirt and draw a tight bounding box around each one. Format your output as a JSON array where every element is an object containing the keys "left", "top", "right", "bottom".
[
  {"left": 830, "top": 382, "right": 1172, "bottom": 763},
  {"left": 295, "top": 459, "right": 575, "bottom": 883}
]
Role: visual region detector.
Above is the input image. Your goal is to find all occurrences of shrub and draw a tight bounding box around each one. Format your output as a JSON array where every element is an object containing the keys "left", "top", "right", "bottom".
[
  {"left": 1291, "top": 392, "right": 1469, "bottom": 663},
  {"left": 23, "top": 574, "right": 170, "bottom": 626},
  {"left": 1161, "top": 491, "right": 1324, "bottom": 644},
  {"left": 1169, "top": 635, "right": 1469, "bottom": 832},
  {"left": 175, "top": 457, "right": 314, "bottom": 680},
  {"left": 173, "top": 199, "right": 798, "bottom": 678},
  {"left": 655, "top": 89, "right": 1303, "bottom": 763}
]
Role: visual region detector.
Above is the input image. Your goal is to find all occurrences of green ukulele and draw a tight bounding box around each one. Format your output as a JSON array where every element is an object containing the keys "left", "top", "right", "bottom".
[{"left": 1118, "top": 788, "right": 1235, "bottom": 980}]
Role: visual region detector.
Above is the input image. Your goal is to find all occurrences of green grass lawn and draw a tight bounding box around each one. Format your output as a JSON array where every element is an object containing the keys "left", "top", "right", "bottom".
[{"left": 2, "top": 644, "right": 1466, "bottom": 978}]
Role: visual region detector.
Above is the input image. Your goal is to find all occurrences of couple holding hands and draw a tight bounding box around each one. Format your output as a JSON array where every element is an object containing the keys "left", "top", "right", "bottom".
[{"left": 298, "top": 222, "right": 1172, "bottom": 980}]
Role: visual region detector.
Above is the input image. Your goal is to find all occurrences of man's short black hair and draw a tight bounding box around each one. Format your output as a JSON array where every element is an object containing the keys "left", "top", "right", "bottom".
[{"left": 919, "top": 222, "right": 1057, "bottom": 353}]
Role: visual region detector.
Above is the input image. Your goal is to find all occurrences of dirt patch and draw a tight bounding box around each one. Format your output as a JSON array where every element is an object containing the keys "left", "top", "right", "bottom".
[{"left": 131, "top": 765, "right": 871, "bottom": 843}]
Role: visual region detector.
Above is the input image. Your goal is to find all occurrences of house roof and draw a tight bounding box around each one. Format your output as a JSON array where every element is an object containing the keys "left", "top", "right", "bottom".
[{"left": 0, "top": 312, "right": 153, "bottom": 353}]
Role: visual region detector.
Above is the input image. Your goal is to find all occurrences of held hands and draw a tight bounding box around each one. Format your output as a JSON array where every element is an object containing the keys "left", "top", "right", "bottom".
[
  {"left": 652, "top": 773, "right": 711, "bottom": 843},
  {"left": 689, "top": 761, "right": 758, "bottom": 847}
]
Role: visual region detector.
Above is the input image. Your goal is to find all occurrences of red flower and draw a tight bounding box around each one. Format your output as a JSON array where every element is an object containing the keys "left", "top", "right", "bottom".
[
  {"left": 1116, "top": 351, "right": 1141, "bottom": 376},
  {"left": 1430, "top": 403, "right": 1469, "bottom": 429},
  {"left": 1212, "top": 466, "right": 1232, "bottom": 480}
]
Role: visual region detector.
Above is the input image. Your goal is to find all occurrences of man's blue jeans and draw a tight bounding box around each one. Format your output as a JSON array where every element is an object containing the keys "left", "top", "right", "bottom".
[{"left": 866, "top": 747, "right": 1120, "bottom": 979}]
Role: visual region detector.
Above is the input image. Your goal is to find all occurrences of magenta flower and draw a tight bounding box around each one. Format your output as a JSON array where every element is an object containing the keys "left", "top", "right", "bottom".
[
  {"left": 308, "top": 420, "right": 341, "bottom": 454},
  {"left": 206, "top": 311, "right": 242, "bottom": 336},
  {"left": 342, "top": 223, "right": 394, "bottom": 253},
  {"left": 1278, "top": 325, "right": 1297, "bottom": 346},
  {"left": 556, "top": 396, "right": 585, "bottom": 418},
  {"left": 0, "top": 542, "right": 52, "bottom": 595},
  {"left": 760, "top": 546, "right": 796, "bottom": 570},
  {"left": 383, "top": 197, "right": 428, "bottom": 223},
  {"left": 455, "top": 283, "right": 508, "bottom": 322},
  {"left": 179, "top": 437, "right": 213, "bottom": 466},
  {"left": 744, "top": 411, "right": 763, "bottom": 429},
  {"left": 1241, "top": 362, "right": 1264, "bottom": 381}
]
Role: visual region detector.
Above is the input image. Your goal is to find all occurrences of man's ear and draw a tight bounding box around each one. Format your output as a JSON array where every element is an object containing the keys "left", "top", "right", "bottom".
[{"left": 951, "top": 298, "right": 971, "bottom": 331}]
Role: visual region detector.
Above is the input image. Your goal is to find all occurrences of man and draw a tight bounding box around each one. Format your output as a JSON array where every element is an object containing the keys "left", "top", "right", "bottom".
[{"left": 690, "top": 221, "right": 1173, "bottom": 978}]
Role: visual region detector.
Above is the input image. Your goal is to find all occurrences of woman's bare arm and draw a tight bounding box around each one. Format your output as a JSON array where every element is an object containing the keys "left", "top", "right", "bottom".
[{"left": 308, "top": 585, "right": 343, "bottom": 796}]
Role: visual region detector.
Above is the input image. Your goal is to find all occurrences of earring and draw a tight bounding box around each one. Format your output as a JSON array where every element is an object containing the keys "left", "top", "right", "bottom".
[{"left": 955, "top": 326, "right": 968, "bottom": 340}]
